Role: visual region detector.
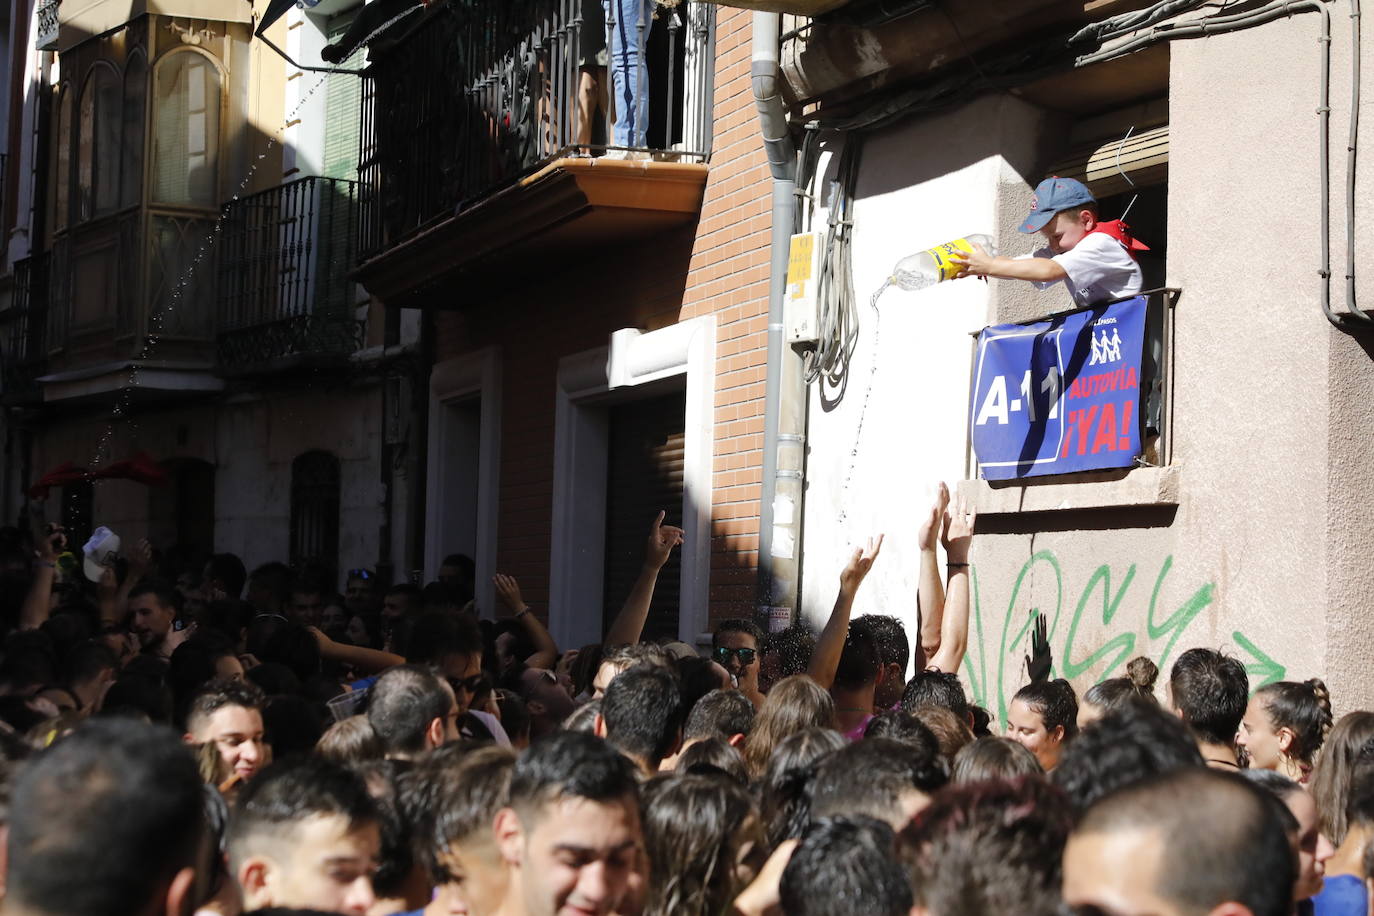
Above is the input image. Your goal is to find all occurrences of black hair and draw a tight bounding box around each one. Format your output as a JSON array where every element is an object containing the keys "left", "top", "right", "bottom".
[
  {"left": 351, "top": 758, "right": 414, "bottom": 898},
  {"left": 404, "top": 612, "right": 483, "bottom": 666},
  {"left": 781, "top": 815, "right": 912, "bottom": 916},
  {"left": 186, "top": 677, "right": 266, "bottom": 734},
  {"left": 1255, "top": 678, "right": 1334, "bottom": 764},
  {"left": 247, "top": 562, "right": 293, "bottom": 608},
  {"left": 8, "top": 718, "right": 206, "bottom": 916},
  {"left": 810, "top": 737, "right": 948, "bottom": 824},
  {"left": 100, "top": 673, "right": 173, "bottom": 724},
  {"left": 863, "top": 710, "right": 940, "bottom": 759},
  {"left": 759, "top": 727, "right": 847, "bottom": 851},
  {"left": 761, "top": 624, "right": 815, "bottom": 680},
  {"left": 602, "top": 663, "right": 684, "bottom": 763},
  {"left": 246, "top": 661, "right": 302, "bottom": 698},
  {"left": 366, "top": 664, "right": 453, "bottom": 756},
  {"left": 62, "top": 640, "right": 117, "bottom": 687},
  {"left": 1169, "top": 648, "right": 1250, "bottom": 745},
  {"left": 206, "top": 553, "right": 247, "bottom": 600},
  {"left": 832, "top": 623, "right": 880, "bottom": 691},
  {"left": 683, "top": 688, "right": 756, "bottom": 742},
  {"left": 128, "top": 579, "right": 184, "bottom": 616},
  {"left": 901, "top": 670, "right": 968, "bottom": 722},
  {"left": 495, "top": 691, "right": 532, "bottom": 745},
  {"left": 384, "top": 582, "right": 423, "bottom": 600},
  {"left": 260, "top": 621, "right": 323, "bottom": 682},
  {"left": 508, "top": 731, "right": 639, "bottom": 825},
  {"left": 170, "top": 631, "right": 241, "bottom": 725},
  {"left": 904, "top": 777, "right": 1073, "bottom": 916},
  {"left": 227, "top": 756, "right": 379, "bottom": 871},
  {"left": 642, "top": 773, "right": 759, "bottom": 916},
  {"left": 262, "top": 694, "right": 325, "bottom": 759},
  {"left": 858, "top": 615, "right": 909, "bottom": 673},
  {"left": 400, "top": 744, "right": 516, "bottom": 882},
  {"left": 440, "top": 554, "right": 475, "bottom": 577},
  {"left": 676, "top": 656, "right": 725, "bottom": 720},
  {"left": 1077, "top": 768, "right": 1296, "bottom": 916},
  {"left": 1013, "top": 678, "right": 1079, "bottom": 741},
  {"left": 713, "top": 618, "right": 764, "bottom": 646},
  {"left": 1051, "top": 700, "right": 1203, "bottom": 814}
]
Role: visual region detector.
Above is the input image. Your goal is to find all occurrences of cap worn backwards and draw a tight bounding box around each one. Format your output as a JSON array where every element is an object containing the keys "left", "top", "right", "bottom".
[{"left": 1019, "top": 176, "right": 1096, "bottom": 234}]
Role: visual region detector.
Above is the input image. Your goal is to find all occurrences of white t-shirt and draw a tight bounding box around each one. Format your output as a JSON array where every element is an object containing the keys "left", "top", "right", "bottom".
[{"left": 1029, "top": 231, "right": 1142, "bottom": 306}]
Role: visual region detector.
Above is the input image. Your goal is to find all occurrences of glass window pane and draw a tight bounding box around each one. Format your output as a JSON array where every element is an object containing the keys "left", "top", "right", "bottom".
[
  {"left": 121, "top": 55, "right": 146, "bottom": 209},
  {"left": 94, "top": 69, "right": 120, "bottom": 216},
  {"left": 152, "top": 52, "right": 220, "bottom": 207},
  {"left": 55, "top": 89, "right": 71, "bottom": 232}
]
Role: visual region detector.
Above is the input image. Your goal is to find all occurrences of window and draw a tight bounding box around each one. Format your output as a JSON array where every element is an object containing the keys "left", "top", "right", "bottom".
[
  {"left": 54, "top": 85, "right": 71, "bottom": 232},
  {"left": 122, "top": 52, "right": 147, "bottom": 209},
  {"left": 290, "top": 451, "right": 340, "bottom": 579},
  {"left": 151, "top": 50, "right": 221, "bottom": 207},
  {"left": 77, "top": 65, "right": 121, "bottom": 220}
]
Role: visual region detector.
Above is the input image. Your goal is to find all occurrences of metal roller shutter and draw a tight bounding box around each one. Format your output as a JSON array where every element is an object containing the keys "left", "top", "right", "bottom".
[{"left": 602, "top": 390, "right": 687, "bottom": 642}]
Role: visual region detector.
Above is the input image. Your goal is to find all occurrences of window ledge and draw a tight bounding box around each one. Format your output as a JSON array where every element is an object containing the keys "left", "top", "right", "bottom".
[{"left": 958, "top": 465, "right": 1180, "bottom": 515}]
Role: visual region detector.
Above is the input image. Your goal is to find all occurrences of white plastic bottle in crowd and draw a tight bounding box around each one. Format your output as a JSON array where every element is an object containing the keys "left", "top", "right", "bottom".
[{"left": 889, "top": 233, "right": 999, "bottom": 292}]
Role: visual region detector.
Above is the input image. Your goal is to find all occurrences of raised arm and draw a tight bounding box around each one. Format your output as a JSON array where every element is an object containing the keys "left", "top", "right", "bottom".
[
  {"left": 603, "top": 511, "right": 684, "bottom": 647},
  {"left": 807, "top": 535, "right": 883, "bottom": 689},
  {"left": 310, "top": 627, "right": 405, "bottom": 674},
  {"left": 916, "top": 483, "right": 949, "bottom": 667},
  {"left": 19, "top": 524, "right": 64, "bottom": 631},
  {"left": 493, "top": 573, "right": 560, "bottom": 670},
  {"left": 927, "top": 494, "right": 975, "bottom": 675}
]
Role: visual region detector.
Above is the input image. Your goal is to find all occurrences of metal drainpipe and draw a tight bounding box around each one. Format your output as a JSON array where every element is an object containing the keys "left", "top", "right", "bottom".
[{"left": 752, "top": 12, "right": 804, "bottom": 631}]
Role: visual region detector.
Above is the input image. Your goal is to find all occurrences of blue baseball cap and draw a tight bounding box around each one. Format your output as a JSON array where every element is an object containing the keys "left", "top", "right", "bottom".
[{"left": 1019, "top": 176, "right": 1096, "bottom": 233}]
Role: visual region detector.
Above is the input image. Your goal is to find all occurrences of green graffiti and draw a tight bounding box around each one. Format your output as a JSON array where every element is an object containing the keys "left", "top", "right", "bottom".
[{"left": 961, "top": 551, "right": 1288, "bottom": 725}]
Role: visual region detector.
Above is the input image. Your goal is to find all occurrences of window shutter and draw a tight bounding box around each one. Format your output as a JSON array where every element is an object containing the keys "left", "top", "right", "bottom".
[{"left": 1045, "top": 124, "right": 1168, "bottom": 199}]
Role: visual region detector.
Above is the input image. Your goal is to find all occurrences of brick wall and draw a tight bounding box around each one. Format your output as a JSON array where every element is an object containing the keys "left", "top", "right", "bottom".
[{"left": 431, "top": 7, "right": 774, "bottom": 628}]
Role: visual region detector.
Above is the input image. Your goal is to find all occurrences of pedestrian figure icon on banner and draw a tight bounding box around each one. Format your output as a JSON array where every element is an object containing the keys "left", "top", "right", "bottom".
[{"left": 1090, "top": 328, "right": 1123, "bottom": 365}]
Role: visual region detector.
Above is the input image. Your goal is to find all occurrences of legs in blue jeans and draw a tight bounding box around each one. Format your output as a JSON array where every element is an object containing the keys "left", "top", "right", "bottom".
[{"left": 601, "top": 0, "right": 654, "bottom": 148}]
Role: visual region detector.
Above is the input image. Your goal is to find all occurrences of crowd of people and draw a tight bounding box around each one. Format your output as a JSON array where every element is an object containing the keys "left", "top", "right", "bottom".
[{"left": 0, "top": 483, "right": 1369, "bottom": 916}]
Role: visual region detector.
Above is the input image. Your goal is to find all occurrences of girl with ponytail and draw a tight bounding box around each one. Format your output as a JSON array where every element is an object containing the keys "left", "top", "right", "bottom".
[{"left": 1237, "top": 678, "right": 1334, "bottom": 784}]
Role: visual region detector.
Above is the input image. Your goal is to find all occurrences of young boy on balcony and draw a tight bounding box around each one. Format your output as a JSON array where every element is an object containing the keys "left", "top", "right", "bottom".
[{"left": 952, "top": 176, "right": 1147, "bottom": 307}]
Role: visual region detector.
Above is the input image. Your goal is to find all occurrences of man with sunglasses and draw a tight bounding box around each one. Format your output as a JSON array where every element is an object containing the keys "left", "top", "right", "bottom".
[
  {"left": 712, "top": 618, "right": 765, "bottom": 709},
  {"left": 368, "top": 664, "right": 463, "bottom": 760}
]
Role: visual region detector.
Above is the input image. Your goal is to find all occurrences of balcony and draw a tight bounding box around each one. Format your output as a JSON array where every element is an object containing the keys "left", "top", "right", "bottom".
[
  {"left": 36, "top": 0, "right": 59, "bottom": 51},
  {"left": 216, "top": 176, "right": 365, "bottom": 374},
  {"left": 353, "top": 0, "right": 714, "bottom": 307},
  {"left": 0, "top": 256, "right": 50, "bottom": 405},
  {"left": 42, "top": 0, "right": 251, "bottom": 53}
]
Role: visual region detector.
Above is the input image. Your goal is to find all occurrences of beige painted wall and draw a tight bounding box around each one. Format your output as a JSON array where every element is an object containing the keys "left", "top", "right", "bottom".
[{"left": 808, "top": 8, "right": 1374, "bottom": 723}]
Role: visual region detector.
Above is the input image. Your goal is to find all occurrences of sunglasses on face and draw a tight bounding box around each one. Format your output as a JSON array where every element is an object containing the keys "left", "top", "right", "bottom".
[
  {"left": 713, "top": 646, "right": 757, "bottom": 666},
  {"left": 449, "top": 674, "right": 484, "bottom": 694}
]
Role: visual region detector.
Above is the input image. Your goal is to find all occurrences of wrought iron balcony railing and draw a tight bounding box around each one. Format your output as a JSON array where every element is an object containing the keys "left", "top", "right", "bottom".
[
  {"left": 357, "top": 0, "right": 716, "bottom": 260},
  {"left": 0, "top": 255, "right": 50, "bottom": 402},
  {"left": 36, "top": 0, "right": 60, "bottom": 51},
  {"left": 217, "top": 176, "right": 364, "bottom": 372}
]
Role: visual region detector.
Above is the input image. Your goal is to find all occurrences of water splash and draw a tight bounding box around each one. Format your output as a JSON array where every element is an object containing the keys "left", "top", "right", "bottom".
[
  {"left": 81, "top": 6, "right": 420, "bottom": 492},
  {"left": 835, "top": 282, "right": 890, "bottom": 526}
]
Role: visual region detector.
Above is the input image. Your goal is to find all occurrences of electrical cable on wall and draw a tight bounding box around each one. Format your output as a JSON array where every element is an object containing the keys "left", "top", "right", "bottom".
[{"left": 804, "top": 134, "right": 864, "bottom": 393}]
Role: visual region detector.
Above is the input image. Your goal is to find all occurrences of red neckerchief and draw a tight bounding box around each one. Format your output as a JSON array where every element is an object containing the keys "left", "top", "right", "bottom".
[{"left": 1090, "top": 220, "right": 1150, "bottom": 261}]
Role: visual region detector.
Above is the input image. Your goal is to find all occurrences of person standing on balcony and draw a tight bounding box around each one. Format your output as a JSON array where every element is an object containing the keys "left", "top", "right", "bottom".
[{"left": 602, "top": 0, "right": 657, "bottom": 154}]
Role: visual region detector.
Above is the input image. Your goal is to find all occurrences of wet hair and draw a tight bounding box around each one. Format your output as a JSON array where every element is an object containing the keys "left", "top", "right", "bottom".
[
  {"left": 901, "top": 669, "right": 968, "bottom": 722},
  {"left": 561, "top": 698, "right": 602, "bottom": 734},
  {"left": 185, "top": 677, "right": 265, "bottom": 735},
  {"left": 903, "top": 777, "right": 1073, "bottom": 916},
  {"left": 642, "top": 774, "right": 760, "bottom": 916},
  {"left": 810, "top": 737, "right": 948, "bottom": 826},
  {"left": 227, "top": 756, "right": 380, "bottom": 872},
  {"left": 678, "top": 736, "right": 750, "bottom": 784},
  {"left": 206, "top": 553, "right": 247, "bottom": 600},
  {"left": 602, "top": 663, "right": 684, "bottom": 764},
  {"left": 1255, "top": 678, "right": 1333, "bottom": 765},
  {"left": 676, "top": 656, "right": 724, "bottom": 720},
  {"left": 316, "top": 714, "right": 384, "bottom": 766},
  {"left": 7, "top": 718, "right": 206, "bottom": 916},
  {"left": 781, "top": 815, "right": 912, "bottom": 916},
  {"left": 1075, "top": 768, "right": 1296, "bottom": 916},
  {"left": 507, "top": 732, "right": 639, "bottom": 827},
  {"left": 833, "top": 623, "right": 880, "bottom": 690},
  {"left": 858, "top": 615, "right": 909, "bottom": 674},
  {"left": 1169, "top": 648, "right": 1249, "bottom": 745},
  {"left": 1013, "top": 678, "right": 1079, "bottom": 742},
  {"left": 759, "top": 727, "right": 846, "bottom": 851},
  {"left": 1051, "top": 701, "right": 1204, "bottom": 814},
  {"left": 402, "top": 744, "right": 515, "bottom": 881},
  {"left": 744, "top": 675, "right": 836, "bottom": 779},
  {"left": 863, "top": 709, "right": 940, "bottom": 758},
  {"left": 1083, "top": 656, "right": 1159, "bottom": 713},
  {"left": 367, "top": 664, "right": 452, "bottom": 756},
  {"left": 910, "top": 704, "right": 975, "bottom": 765},
  {"left": 761, "top": 624, "right": 815, "bottom": 680},
  {"left": 952, "top": 735, "right": 1043, "bottom": 784},
  {"left": 684, "top": 688, "right": 755, "bottom": 742},
  {"left": 713, "top": 618, "right": 763, "bottom": 647},
  {"left": 1310, "top": 711, "right": 1374, "bottom": 843}
]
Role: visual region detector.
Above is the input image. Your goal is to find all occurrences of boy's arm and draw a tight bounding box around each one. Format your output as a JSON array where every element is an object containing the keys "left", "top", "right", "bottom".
[
  {"left": 807, "top": 535, "right": 883, "bottom": 689},
  {"left": 951, "top": 244, "right": 1067, "bottom": 283},
  {"left": 927, "top": 493, "right": 975, "bottom": 675},
  {"left": 602, "top": 511, "right": 684, "bottom": 647},
  {"left": 916, "top": 483, "right": 949, "bottom": 667}
]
